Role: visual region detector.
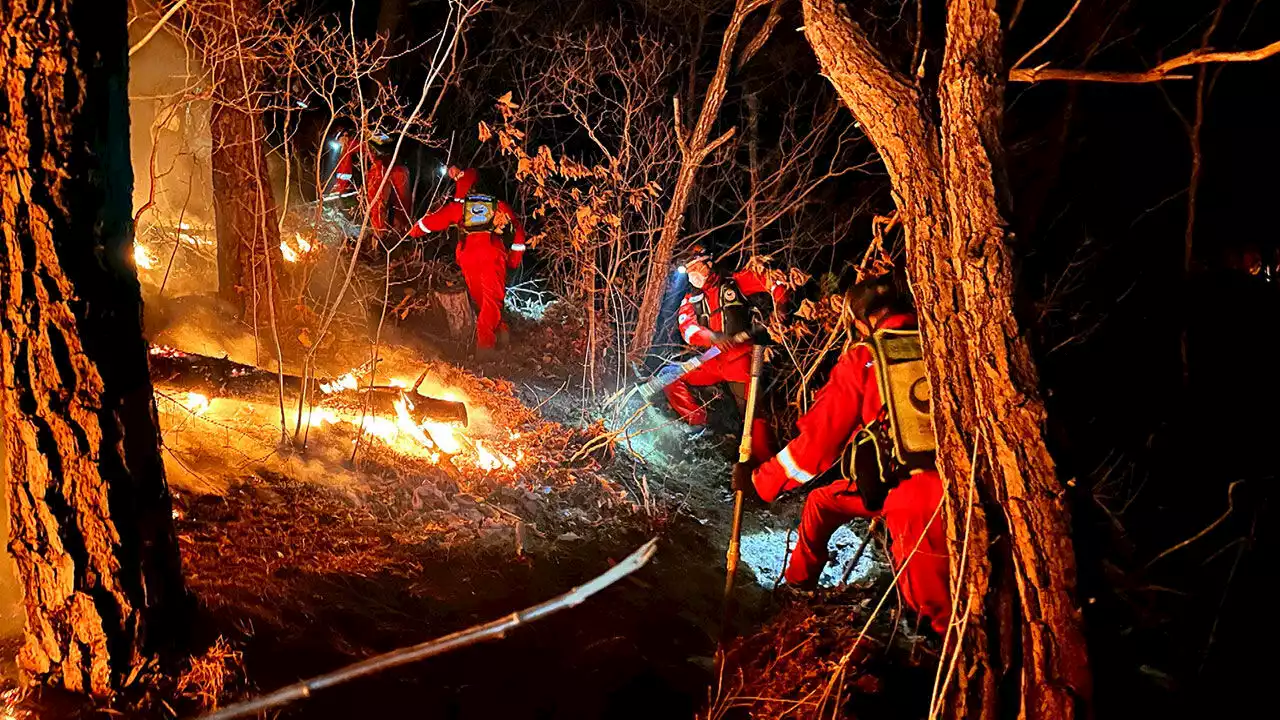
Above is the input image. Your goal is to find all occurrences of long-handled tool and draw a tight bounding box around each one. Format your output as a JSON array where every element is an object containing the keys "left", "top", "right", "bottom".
[
  {"left": 638, "top": 330, "right": 751, "bottom": 399},
  {"left": 719, "top": 342, "right": 766, "bottom": 650}
]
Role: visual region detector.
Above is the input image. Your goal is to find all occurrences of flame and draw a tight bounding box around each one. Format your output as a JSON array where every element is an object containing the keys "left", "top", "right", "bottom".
[
  {"left": 134, "top": 244, "right": 155, "bottom": 269},
  {"left": 422, "top": 421, "right": 462, "bottom": 454},
  {"left": 475, "top": 440, "right": 516, "bottom": 471},
  {"left": 306, "top": 407, "right": 340, "bottom": 427},
  {"left": 280, "top": 233, "right": 316, "bottom": 263},
  {"left": 320, "top": 373, "right": 359, "bottom": 394},
  {"left": 184, "top": 392, "right": 210, "bottom": 415}
]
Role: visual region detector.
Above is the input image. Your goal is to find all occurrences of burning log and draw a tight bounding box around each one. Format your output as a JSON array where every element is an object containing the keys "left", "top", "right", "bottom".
[
  {"left": 148, "top": 346, "right": 467, "bottom": 426},
  {"left": 324, "top": 386, "right": 468, "bottom": 427}
]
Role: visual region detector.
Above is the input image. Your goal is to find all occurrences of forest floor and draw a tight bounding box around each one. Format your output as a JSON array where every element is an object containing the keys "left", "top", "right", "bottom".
[{"left": 3, "top": 291, "right": 937, "bottom": 720}]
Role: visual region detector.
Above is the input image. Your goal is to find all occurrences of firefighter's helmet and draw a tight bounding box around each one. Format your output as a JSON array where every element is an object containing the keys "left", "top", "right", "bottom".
[{"left": 675, "top": 243, "right": 712, "bottom": 273}]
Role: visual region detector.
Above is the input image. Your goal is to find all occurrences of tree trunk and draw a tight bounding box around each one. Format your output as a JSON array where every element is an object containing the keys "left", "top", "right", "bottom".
[
  {"left": 0, "top": 0, "right": 187, "bottom": 696},
  {"left": 207, "top": 0, "right": 285, "bottom": 320},
  {"left": 801, "top": 0, "right": 1091, "bottom": 716},
  {"left": 629, "top": 0, "right": 773, "bottom": 360},
  {"left": 374, "top": 0, "right": 408, "bottom": 85}
]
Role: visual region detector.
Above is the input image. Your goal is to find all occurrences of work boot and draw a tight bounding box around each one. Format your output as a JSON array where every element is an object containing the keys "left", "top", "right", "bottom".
[{"left": 496, "top": 326, "right": 510, "bottom": 349}]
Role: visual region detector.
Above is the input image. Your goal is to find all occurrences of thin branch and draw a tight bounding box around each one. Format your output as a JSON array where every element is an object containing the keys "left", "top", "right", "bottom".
[
  {"left": 1011, "top": 38, "right": 1280, "bottom": 84},
  {"left": 1011, "top": 0, "right": 1083, "bottom": 72},
  {"left": 199, "top": 538, "right": 660, "bottom": 720},
  {"left": 701, "top": 126, "right": 738, "bottom": 158},
  {"left": 1145, "top": 481, "right": 1244, "bottom": 569},
  {"left": 130, "top": 0, "right": 192, "bottom": 56}
]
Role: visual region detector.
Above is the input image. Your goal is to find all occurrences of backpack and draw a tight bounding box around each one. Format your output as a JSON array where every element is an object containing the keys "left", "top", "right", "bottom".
[
  {"left": 689, "top": 277, "right": 767, "bottom": 338},
  {"left": 838, "top": 328, "right": 936, "bottom": 510},
  {"left": 460, "top": 194, "right": 498, "bottom": 231}
]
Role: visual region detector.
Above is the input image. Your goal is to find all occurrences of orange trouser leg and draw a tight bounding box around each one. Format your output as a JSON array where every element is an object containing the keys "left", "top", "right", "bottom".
[
  {"left": 457, "top": 236, "right": 507, "bottom": 350},
  {"left": 785, "top": 482, "right": 877, "bottom": 588},
  {"left": 882, "top": 470, "right": 952, "bottom": 634}
]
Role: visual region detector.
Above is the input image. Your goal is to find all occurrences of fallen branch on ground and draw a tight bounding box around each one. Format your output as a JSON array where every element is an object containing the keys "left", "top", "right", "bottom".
[{"left": 196, "top": 537, "right": 660, "bottom": 720}]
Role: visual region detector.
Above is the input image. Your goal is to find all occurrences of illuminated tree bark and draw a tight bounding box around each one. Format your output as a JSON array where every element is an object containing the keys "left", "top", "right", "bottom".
[
  {"left": 0, "top": 0, "right": 187, "bottom": 696},
  {"left": 802, "top": 0, "right": 1091, "bottom": 716}
]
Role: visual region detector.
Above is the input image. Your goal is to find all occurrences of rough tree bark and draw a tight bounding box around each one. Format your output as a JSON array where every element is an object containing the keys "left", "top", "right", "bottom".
[
  {"left": 801, "top": 0, "right": 1090, "bottom": 717},
  {"left": 0, "top": 0, "right": 187, "bottom": 696},
  {"left": 205, "top": 0, "right": 286, "bottom": 318},
  {"left": 628, "top": 0, "right": 775, "bottom": 360}
]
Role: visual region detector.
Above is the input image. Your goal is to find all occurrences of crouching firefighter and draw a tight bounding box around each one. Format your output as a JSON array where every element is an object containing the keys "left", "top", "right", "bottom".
[
  {"left": 664, "top": 245, "right": 787, "bottom": 464},
  {"left": 409, "top": 167, "right": 527, "bottom": 358},
  {"left": 732, "top": 275, "right": 952, "bottom": 634}
]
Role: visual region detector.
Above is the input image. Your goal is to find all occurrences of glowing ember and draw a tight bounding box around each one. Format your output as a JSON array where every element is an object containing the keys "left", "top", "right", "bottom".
[
  {"left": 184, "top": 392, "right": 211, "bottom": 415},
  {"left": 295, "top": 233, "right": 313, "bottom": 253},
  {"left": 280, "top": 240, "right": 299, "bottom": 263},
  {"left": 134, "top": 244, "right": 155, "bottom": 269}
]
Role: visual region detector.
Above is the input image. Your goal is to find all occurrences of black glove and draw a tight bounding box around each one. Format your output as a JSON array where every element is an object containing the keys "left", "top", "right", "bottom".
[
  {"left": 707, "top": 331, "right": 737, "bottom": 350},
  {"left": 731, "top": 462, "right": 755, "bottom": 494}
]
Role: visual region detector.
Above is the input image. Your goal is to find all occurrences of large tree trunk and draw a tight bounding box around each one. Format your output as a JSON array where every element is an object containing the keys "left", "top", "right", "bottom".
[
  {"left": 206, "top": 0, "right": 286, "bottom": 320},
  {"left": 801, "top": 0, "right": 1090, "bottom": 717},
  {"left": 0, "top": 0, "right": 187, "bottom": 696},
  {"left": 628, "top": 0, "right": 774, "bottom": 360}
]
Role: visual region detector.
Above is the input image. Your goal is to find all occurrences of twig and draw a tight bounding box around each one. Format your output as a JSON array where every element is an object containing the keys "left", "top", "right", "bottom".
[
  {"left": 1011, "top": 0, "right": 1083, "bottom": 72},
  {"left": 1145, "top": 480, "right": 1244, "bottom": 569},
  {"left": 838, "top": 517, "right": 881, "bottom": 586},
  {"left": 197, "top": 538, "right": 659, "bottom": 720}
]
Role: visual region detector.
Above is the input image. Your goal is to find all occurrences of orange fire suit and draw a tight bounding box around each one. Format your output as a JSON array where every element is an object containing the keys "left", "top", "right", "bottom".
[
  {"left": 751, "top": 312, "right": 952, "bottom": 633},
  {"left": 408, "top": 169, "right": 526, "bottom": 350}
]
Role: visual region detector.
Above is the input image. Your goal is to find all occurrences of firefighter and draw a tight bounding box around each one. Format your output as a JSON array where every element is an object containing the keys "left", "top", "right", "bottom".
[
  {"left": 365, "top": 146, "right": 412, "bottom": 234},
  {"left": 329, "top": 129, "right": 361, "bottom": 196},
  {"left": 665, "top": 245, "right": 786, "bottom": 463},
  {"left": 732, "top": 275, "right": 952, "bottom": 634},
  {"left": 408, "top": 167, "right": 526, "bottom": 358}
]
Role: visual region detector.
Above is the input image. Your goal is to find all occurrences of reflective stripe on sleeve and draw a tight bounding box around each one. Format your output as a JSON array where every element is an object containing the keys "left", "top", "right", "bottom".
[
  {"left": 509, "top": 243, "right": 526, "bottom": 252},
  {"left": 682, "top": 324, "right": 701, "bottom": 343},
  {"left": 777, "top": 445, "right": 815, "bottom": 484}
]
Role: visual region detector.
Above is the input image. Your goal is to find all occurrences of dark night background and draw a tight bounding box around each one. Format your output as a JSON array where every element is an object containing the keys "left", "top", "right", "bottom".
[{"left": 283, "top": 0, "right": 1279, "bottom": 715}]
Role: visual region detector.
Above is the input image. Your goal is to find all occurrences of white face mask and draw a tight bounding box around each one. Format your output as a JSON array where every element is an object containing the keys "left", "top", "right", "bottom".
[{"left": 685, "top": 261, "right": 710, "bottom": 289}]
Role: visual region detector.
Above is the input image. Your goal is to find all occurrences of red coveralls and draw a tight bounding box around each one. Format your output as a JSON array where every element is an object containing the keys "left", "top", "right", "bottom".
[
  {"left": 366, "top": 158, "right": 411, "bottom": 233},
  {"left": 751, "top": 313, "right": 952, "bottom": 634},
  {"left": 409, "top": 169, "right": 526, "bottom": 350},
  {"left": 666, "top": 271, "right": 786, "bottom": 463}
]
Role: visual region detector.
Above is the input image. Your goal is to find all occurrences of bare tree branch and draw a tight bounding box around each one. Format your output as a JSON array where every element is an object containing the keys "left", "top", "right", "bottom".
[
  {"left": 130, "top": 0, "right": 192, "bottom": 56},
  {"left": 737, "top": 0, "right": 782, "bottom": 69},
  {"left": 1011, "top": 0, "right": 1083, "bottom": 71},
  {"left": 1011, "top": 38, "right": 1280, "bottom": 84}
]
